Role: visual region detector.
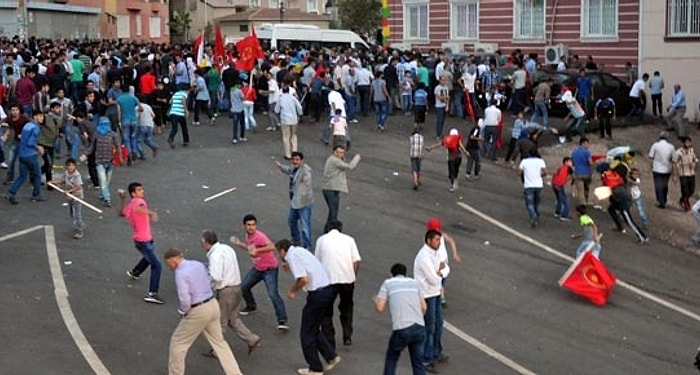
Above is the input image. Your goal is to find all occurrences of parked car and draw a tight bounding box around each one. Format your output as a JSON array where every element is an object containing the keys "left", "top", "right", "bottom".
[{"left": 534, "top": 71, "right": 632, "bottom": 118}]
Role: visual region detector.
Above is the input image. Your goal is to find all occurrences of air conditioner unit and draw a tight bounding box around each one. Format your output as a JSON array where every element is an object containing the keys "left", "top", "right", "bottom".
[
  {"left": 544, "top": 44, "right": 568, "bottom": 65},
  {"left": 441, "top": 42, "right": 463, "bottom": 56},
  {"left": 473, "top": 42, "right": 498, "bottom": 54},
  {"left": 389, "top": 43, "right": 412, "bottom": 52}
]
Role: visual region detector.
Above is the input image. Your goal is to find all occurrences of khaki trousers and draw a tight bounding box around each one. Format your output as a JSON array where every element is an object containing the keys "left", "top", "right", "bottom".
[
  {"left": 218, "top": 285, "right": 260, "bottom": 347},
  {"left": 573, "top": 175, "right": 592, "bottom": 205},
  {"left": 168, "top": 299, "right": 243, "bottom": 375},
  {"left": 281, "top": 124, "right": 298, "bottom": 159}
]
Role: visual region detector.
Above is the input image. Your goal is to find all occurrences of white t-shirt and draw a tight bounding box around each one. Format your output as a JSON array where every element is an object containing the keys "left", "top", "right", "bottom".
[
  {"left": 315, "top": 229, "right": 361, "bottom": 285},
  {"left": 629, "top": 79, "right": 645, "bottom": 98},
  {"left": 483, "top": 105, "right": 501, "bottom": 126},
  {"left": 328, "top": 90, "right": 346, "bottom": 117},
  {"left": 520, "top": 157, "right": 546, "bottom": 188},
  {"left": 331, "top": 116, "right": 347, "bottom": 136},
  {"left": 461, "top": 72, "right": 476, "bottom": 92},
  {"left": 268, "top": 79, "right": 280, "bottom": 104},
  {"left": 138, "top": 103, "right": 155, "bottom": 127},
  {"left": 434, "top": 84, "right": 449, "bottom": 108}
]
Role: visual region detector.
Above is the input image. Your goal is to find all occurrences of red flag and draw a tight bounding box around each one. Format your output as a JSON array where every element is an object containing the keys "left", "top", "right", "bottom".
[
  {"left": 235, "top": 29, "right": 265, "bottom": 71},
  {"left": 193, "top": 31, "right": 205, "bottom": 67},
  {"left": 559, "top": 251, "right": 616, "bottom": 306},
  {"left": 213, "top": 25, "right": 226, "bottom": 68},
  {"left": 464, "top": 88, "right": 476, "bottom": 123},
  {"left": 496, "top": 115, "right": 504, "bottom": 150}
]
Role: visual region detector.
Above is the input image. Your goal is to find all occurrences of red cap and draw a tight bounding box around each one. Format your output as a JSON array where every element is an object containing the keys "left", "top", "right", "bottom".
[{"left": 426, "top": 217, "right": 442, "bottom": 231}]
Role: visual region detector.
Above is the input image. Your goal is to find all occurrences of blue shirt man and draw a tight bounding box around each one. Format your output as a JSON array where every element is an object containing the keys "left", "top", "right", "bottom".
[
  {"left": 18, "top": 120, "right": 40, "bottom": 158},
  {"left": 414, "top": 88, "right": 428, "bottom": 106},
  {"left": 576, "top": 73, "right": 593, "bottom": 99},
  {"left": 7, "top": 112, "right": 43, "bottom": 203},
  {"left": 116, "top": 91, "right": 140, "bottom": 123},
  {"left": 670, "top": 85, "right": 686, "bottom": 109},
  {"left": 571, "top": 139, "right": 593, "bottom": 176}
]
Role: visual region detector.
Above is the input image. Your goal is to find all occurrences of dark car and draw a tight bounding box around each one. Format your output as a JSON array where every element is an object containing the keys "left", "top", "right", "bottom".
[{"left": 534, "top": 71, "right": 632, "bottom": 118}]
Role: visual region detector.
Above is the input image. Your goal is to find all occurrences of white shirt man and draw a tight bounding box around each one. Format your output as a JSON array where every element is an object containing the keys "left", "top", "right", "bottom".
[
  {"left": 629, "top": 78, "right": 646, "bottom": 98},
  {"left": 202, "top": 231, "right": 261, "bottom": 355},
  {"left": 519, "top": 153, "right": 547, "bottom": 227},
  {"left": 483, "top": 103, "right": 502, "bottom": 127},
  {"left": 328, "top": 87, "right": 346, "bottom": 117},
  {"left": 315, "top": 221, "right": 361, "bottom": 347}
]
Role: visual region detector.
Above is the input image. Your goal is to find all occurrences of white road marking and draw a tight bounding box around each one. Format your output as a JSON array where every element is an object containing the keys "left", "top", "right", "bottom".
[
  {"left": 444, "top": 321, "right": 538, "bottom": 375},
  {"left": 0, "top": 225, "right": 43, "bottom": 242},
  {"left": 457, "top": 202, "right": 700, "bottom": 323}
]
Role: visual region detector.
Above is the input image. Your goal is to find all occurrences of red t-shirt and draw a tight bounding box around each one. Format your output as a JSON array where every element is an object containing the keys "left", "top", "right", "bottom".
[
  {"left": 140, "top": 73, "right": 156, "bottom": 95},
  {"left": 124, "top": 197, "right": 153, "bottom": 242},
  {"left": 246, "top": 230, "right": 278, "bottom": 271},
  {"left": 552, "top": 165, "right": 572, "bottom": 187},
  {"left": 242, "top": 85, "right": 257, "bottom": 102}
]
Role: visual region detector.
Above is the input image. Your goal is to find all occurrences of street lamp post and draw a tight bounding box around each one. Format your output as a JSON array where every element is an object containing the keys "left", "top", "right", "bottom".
[{"left": 280, "top": 1, "right": 285, "bottom": 24}]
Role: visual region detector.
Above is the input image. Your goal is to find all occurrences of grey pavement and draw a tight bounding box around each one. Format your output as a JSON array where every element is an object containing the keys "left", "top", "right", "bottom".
[{"left": 1, "top": 110, "right": 699, "bottom": 375}]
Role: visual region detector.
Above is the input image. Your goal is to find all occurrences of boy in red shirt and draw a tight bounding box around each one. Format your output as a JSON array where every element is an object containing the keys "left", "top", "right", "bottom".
[{"left": 552, "top": 157, "right": 574, "bottom": 221}]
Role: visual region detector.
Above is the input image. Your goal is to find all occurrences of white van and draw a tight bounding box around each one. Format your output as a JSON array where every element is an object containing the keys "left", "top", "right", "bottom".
[{"left": 255, "top": 24, "right": 369, "bottom": 50}]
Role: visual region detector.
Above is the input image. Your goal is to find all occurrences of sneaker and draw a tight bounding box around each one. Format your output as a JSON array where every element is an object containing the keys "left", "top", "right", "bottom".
[
  {"left": 193, "top": 122, "right": 200, "bottom": 126},
  {"left": 325, "top": 355, "right": 342, "bottom": 371},
  {"left": 72, "top": 232, "right": 84, "bottom": 239},
  {"left": 559, "top": 217, "right": 571, "bottom": 222},
  {"left": 465, "top": 174, "right": 472, "bottom": 180},
  {"left": 5, "top": 194, "right": 17, "bottom": 205},
  {"left": 103, "top": 201, "right": 112, "bottom": 208},
  {"left": 350, "top": 119, "right": 358, "bottom": 123},
  {"left": 424, "top": 363, "right": 439, "bottom": 374},
  {"left": 240, "top": 137, "right": 248, "bottom": 142},
  {"left": 530, "top": 218, "right": 538, "bottom": 228},
  {"left": 436, "top": 354, "right": 450, "bottom": 363},
  {"left": 297, "top": 368, "right": 323, "bottom": 375},
  {"left": 232, "top": 139, "right": 238, "bottom": 144},
  {"left": 126, "top": 269, "right": 141, "bottom": 280},
  {"left": 144, "top": 292, "right": 164, "bottom": 304},
  {"left": 31, "top": 196, "right": 47, "bottom": 202},
  {"left": 168, "top": 140, "right": 175, "bottom": 148},
  {"left": 266, "top": 126, "right": 275, "bottom": 131},
  {"left": 0, "top": 162, "right": 7, "bottom": 169},
  {"left": 343, "top": 338, "right": 352, "bottom": 346},
  {"left": 239, "top": 306, "right": 257, "bottom": 316},
  {"left": 553, "top": 213, "right": 561, "bottom": 218},
  {"left": 277, "top": 321, "right": 290, "bottom": 331}
]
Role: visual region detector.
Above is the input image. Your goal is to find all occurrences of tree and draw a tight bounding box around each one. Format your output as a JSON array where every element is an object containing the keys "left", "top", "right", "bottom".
[
  {"left": 336, "top": 0, "right": 381, "bottom": 35},
  {"left": 168, "top": 10, "right": 192, "bottom": 43}
]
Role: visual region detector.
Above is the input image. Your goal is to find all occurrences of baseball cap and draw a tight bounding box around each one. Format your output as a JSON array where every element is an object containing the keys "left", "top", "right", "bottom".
[{"left": 426, "top": 217, "right": 442, "bottom": 231}]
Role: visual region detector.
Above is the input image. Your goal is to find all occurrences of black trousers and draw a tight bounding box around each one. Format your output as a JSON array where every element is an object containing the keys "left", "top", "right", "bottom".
[
  {"left": 651, "top": 93, "right": 663, "bottom": 116},
  {"left": 599, "top": 115, "right": 612, "bottom": 137},
  {"left": 680, "top": 175, "right": 696, "bottom": 207},
  {"left": 447, "top": 156, "right": 462, "bottom": 183},
  {"left": 86, "top": 152, "right": 99, "bottom": 187},
  {"left": 321, "top": 283, "right": 355, "bottom": 349},
  {"left": 40, "top": 145, "right": 54, "bottom": 184}
]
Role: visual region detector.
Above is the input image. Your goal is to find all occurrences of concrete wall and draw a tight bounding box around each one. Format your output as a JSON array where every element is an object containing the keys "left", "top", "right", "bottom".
[{"left": 639, "top": 0, "right": 700, "bottom": 121}]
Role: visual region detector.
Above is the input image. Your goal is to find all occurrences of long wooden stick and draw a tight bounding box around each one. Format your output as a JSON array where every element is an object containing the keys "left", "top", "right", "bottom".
[
  {"left": 203, "top": 187, "right": 237, "bottom": 202},
  {"left": 47, "top": 182, "right": 103, "bottom": 214}
]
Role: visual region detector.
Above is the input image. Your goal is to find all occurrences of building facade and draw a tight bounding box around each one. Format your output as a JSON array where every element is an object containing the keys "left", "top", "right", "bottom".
[
  {"left": 639, "top": 0, "right": 699, "bottom": 120},
  {"left": 387, "top": 0, "right": 639, "bottom": 77},
  {"left": 115, "top": 0, "right": 170, "bottom": 43}
]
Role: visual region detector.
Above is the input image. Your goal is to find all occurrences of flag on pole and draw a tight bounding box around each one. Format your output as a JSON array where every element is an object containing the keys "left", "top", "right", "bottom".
[
  {"left": 464, "top": 88, "right": 476, "bottom": 123},
  {"left": 235, "top": 28, "right": 265, "bottom": 71},
  {"left": 559, "top": 251, "right": 616, "bottom": 306},
  {"left": 193, "top": 30, "right": 205, "bottom": 67},
  {"left": 213, "top": 25, "right": 226, "bottom": 68}
]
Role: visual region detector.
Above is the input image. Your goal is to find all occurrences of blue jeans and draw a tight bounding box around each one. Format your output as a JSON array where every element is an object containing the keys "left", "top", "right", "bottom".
[
  {"left": 121, "top": 120, "right": 138, "bottom": 158},
  {"left": 576, "top": 241, "right": 601, "bottom": 259},
  {"left": 577, "top": 95, "right": 591, "bottom": 119},
  {"left": 346, "top": 95, "right": 357, "bottom": 120},
  {"left": 423, "top": 296, "right": 443, "bottom": 365},
  {"left": 301, "top": 286, "right": 337, "bottom": 372},
  {"left": 358, "top": 85, "right": 371, "bottom": 116},
  {"left": 402, "top": 94, "right": 413, "bottom": 114},
  {"left": 5, "top": 143, "right": 18, "bottom": 180},
  {"left": 69, "top": 199, "right": 84, "bottom": 233},
  {"left": 322, "top": 189, "right": 340, "bottom": 233},
  {"left": 434, "top": 107, "right": 446, "bottom": 138},
  {"left": 384, "top": 323, "right": 426, "bottom": 375},
  {"left": 523, "top": 187, "right": 542, "bottom": 220},
  {"left": 482, "top": 125, "right": 499, "bottom": 160},
  {"left": 452, "top": 90, "right": 464, "bottom": 118},
  {"left": 241, "top": 267, "right": 287, "bottom": 323},
  {"left": 530, "top": 101, "right": 549, "bottom": 129},
  {"left": 231, "top": 111, "right": 245, "bottom": 140},
  {"left": 21, "top": 104, "right": 32, "bottom": 118},
  {"left": 138, "top": 125, "right": 158, "bottom": 157},
  {"left": 168, "top": 115, "right": 189, "bottom": 144},
  {"left": 652, "top": 172, "right": 670, "bottom": 208},
  {"left": 8, "top": 155, "right": 41, "bottom": 198},
  {"left": 375, "top": 101, "right": 388, "bottom": 127},
  {"left": 132, "top": 240, "right": 162, "bottom": 294},
  {"left": 566, "top": 116, "right": 584, "bottom": 139},
  {"left": 633, "top": 197, "right": 648, "bottom": 226},
  {"left": 553, "top": 185, "right": 569, "bottom": 218},
  {"left": 289, "top": 205, "right": 313, "bottom": 249},
  {"left": 692, "top": 210, "right": 700, "bottom": 245},
  {"left": 96, "top": 161, "right": 113, "bottom": 203},
  {"left": 243, "top": 101, "right": 256, "bottom": 130}
]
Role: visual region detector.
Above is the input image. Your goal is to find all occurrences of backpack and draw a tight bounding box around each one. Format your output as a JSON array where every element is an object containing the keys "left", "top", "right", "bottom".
[{"left": 601, "top": 169, "right": 624, "bottom": 188}]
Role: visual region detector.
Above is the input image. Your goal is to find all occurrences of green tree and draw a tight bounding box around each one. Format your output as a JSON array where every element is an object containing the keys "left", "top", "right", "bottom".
[
  {"left": 168, "top": 10, "right": 192, "bottom": 42},
  {"left": 336, "top": 0, "right": 381, "bottom": 35}
]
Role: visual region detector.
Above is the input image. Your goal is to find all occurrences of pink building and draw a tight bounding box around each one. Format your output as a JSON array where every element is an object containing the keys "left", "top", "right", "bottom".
[{"left": 387, "top": 0, "right": 639, "bottom": 76}]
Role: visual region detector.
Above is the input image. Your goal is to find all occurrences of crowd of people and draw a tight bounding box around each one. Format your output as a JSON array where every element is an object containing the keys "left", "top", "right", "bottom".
[{"left": 0, "top": 35, "right": 697, "bottom": 374}]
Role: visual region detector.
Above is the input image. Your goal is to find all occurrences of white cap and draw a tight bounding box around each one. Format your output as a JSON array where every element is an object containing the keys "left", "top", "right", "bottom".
[{"left": 449, "top": 128, "right": 459, "bottom": 135}]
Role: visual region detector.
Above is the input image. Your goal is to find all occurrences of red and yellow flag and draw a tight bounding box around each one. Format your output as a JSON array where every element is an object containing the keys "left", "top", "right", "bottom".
[{"left": 559, "top": 251, "right": 616, "bottom": 306}]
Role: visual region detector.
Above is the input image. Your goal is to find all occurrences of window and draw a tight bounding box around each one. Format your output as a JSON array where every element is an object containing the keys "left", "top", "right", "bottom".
[
  {"left": 270, "top": 0, "right": 280, "bottom": 7},
  {"left": 250, "top": 0, "right": 260, "bottom": 7},
  {"left": 240, "top": 25, "right": 249, "bottom": 32},
  {"left": 149, "top": 16, "right": 161, "bottom": 38},
  {"left": 135, "top": 14, "right": 142, "bottom": 36},
  {"left": 582, "top": 0, "right": 617, "bottom": 38},
  {"left": 450, "top": 0, "right": 478, "bottom": 40},
  {"left": 308, "top": 0, "right": 317, "bottom": 12},
  {"left": 117, "top": 15, "right": 130, "bottom": 38},
  {"left": 513, "top": 0, "right": 545, "bottom": 40},
  {"left": 403, "top": 2, "right": 428, "bottom": 40},
  {"left": 668, "top": 0, "right": 700, "bottom": 37}
]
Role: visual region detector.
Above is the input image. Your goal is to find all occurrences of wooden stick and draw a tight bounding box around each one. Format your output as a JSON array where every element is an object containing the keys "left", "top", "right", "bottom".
[
  {"left": 203, "top": 187, "right": 237, "bottom": 202},
  {"left": 47, "top": 182, "right": 104, "bottom": 214}
]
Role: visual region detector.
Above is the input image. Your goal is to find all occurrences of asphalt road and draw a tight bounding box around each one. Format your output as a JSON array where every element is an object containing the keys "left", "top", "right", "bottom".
[{"left": 1, "top": 110, "right": 699, "bottom": 375}]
